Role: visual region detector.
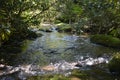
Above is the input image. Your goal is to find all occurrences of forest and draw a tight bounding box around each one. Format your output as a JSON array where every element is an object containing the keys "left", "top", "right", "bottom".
[{"left": 0, "top": 0, "right": 120, "bottom": 80}]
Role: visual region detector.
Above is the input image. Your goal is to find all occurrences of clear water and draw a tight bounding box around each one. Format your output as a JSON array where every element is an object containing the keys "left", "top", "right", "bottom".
[{"left": 18, "top": 31, "right": 117, "bottom": 65}]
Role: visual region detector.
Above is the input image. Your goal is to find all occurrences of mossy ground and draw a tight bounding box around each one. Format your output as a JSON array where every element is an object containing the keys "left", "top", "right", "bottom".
[{"left": 27, "top": 68, "right": 119, "bottom": 80}]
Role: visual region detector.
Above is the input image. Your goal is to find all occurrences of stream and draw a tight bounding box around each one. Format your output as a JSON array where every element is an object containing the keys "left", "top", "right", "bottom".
[{"left": 0, "top": 30, "right": 119, "bottom": 80}]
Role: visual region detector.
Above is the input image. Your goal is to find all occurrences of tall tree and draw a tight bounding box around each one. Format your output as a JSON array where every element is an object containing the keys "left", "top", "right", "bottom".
[
  {"left": 79, "top": 0, "right": 120, "bottom": 34},
  {"left": 0, "top": 0, "right": 60, "bottom": 45}
]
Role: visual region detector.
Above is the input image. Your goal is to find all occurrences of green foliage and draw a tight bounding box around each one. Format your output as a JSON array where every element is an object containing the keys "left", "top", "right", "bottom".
[
  {"left": 56, "top": 0, "right": 83, "bottom": 24},
  {"left": 0, "top": 0, "right": 61, "bottom": 44},
  {"left": 73, "top": 0, "right": 120, "bottom": 34},
  {"left": 0, "top": 27, "right": 11, "bottom": 43},
  {"left": 73, "top": 18, "right": 88, "bottom": 34},
  {"left": 108, "top": 52, "right": 120, "bottom": 74},
  {"left": 55, "top": 0, "right": 120, "bottom": 35},
  {"left": 90, "top": 34, "right": 120, "bottom": 48},
  {"left": 109, "top": 28, "right": 120, "bottom": 38},
  {"left": 1, "top": 0, "right": 120, "bottom": 44}
]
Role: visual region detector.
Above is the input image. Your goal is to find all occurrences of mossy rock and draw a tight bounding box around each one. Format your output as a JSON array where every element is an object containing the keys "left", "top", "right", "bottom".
[
  {"left": 90, "top": 34, "right": 120, "bottom": 48},
  {"left": 56, "top": 23, "right": 72, "bottom": 32},
  {"left": 108, "top": 53, "right": 120, "bottom": 74}
]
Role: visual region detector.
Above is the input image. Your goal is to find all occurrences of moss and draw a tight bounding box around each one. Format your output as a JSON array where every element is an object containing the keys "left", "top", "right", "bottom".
[
  {"left": 90, "top": 34, "right": 120, "bottom": 48},
  {"left": 70, "top": 69, "right": 115, "bottom": 80},
  {"left": 50, "top": 75, "right": 69, "bottom": 80},
  {"left": 27, "top": 75, "right": 52, "bottom": 80},
  {"left": 84, "top": 68, "right": 116, "bottom": 80},
  {"left": 70, "top": 69, "right": 88, "bottom": 79},
  {"left": 56, "top": 23, "right": 72, "bottom": 32},
  {"left": 108, "top": 53, "right": 120, "bottom": 74},
  {"left": 27, "top": 68, "right": 118, "bottom": 80},
  {"left": 27, "top": 74, "right": 70, "bottom": 80}
]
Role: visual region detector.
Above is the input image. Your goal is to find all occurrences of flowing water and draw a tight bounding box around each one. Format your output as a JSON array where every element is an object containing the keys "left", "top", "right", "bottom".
[
  {"left": 0, "top": 30, "right": 119, "bottom": 80},
  {"left": 18, "top": 31, "right": 115, "bottom": 65}
]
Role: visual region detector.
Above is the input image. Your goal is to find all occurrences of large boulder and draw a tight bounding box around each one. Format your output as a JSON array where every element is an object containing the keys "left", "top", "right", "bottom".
[
  {"left": 108, "top": 53, "right": 120, "bottom": 74},
  {"left": 90, "top": 34, "right": 120, "bottom": 48}
]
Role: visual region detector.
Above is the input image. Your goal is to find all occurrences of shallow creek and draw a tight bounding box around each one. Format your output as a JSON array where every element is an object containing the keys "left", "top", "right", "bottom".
[{"left": 0, "top": 30, "right": 119, "bottom": 80}]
